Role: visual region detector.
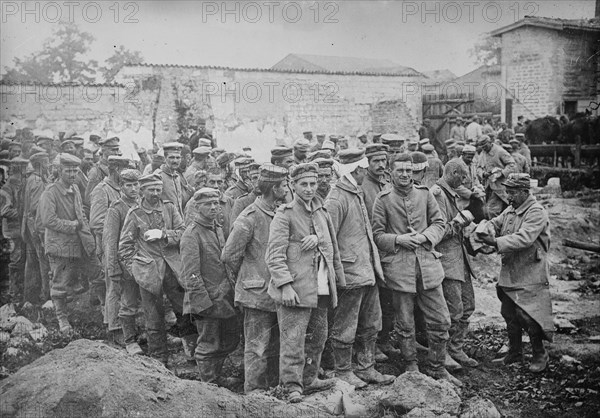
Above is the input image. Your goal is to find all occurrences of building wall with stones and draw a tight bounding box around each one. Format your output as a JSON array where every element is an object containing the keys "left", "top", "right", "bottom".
[
  {"left": 499, "top": 26, "right": 599, "bottom": 124},
  {"left": 117, "top": 64, "right": 424, "bottom": 161}
]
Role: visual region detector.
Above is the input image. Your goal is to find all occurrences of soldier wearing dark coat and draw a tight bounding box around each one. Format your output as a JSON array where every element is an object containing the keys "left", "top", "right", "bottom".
[
  {"left": 154, "top": 142, "right": 194, "bottom": 216},
  {"left": 85, "top": 137, "right": 120, "bottom": 207}
]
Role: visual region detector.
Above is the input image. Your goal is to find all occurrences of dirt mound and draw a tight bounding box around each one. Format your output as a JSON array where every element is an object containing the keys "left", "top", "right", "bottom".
[{"left": 0, "top": 339, "right": 330, "bottom": 418}]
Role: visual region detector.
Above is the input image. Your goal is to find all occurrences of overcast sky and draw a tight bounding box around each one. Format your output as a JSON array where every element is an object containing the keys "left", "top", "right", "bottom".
[{"left": 1, "top": 0, "right": 596, "bottom": 78}]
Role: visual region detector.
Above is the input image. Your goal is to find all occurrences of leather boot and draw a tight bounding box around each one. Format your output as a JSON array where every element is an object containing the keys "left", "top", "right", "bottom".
[
  {"left": 52, "top": 297, "right": 73, "bottom": 333},
  {"left": 492, "top": 322, "right": 523, "bottom": 365},
  {"left": 354, "top": 340, "right": 395, "bottom": 385},
  {"left": 374, "top": 345, "right": 389, "bottom": 362},
  {"left": 108, "top": 328, "right": 125, "bottom": 347},
  {"left": 449, "top": 322, "right": 479, "bottom": 367},
  {"left": 214, "top": 358, "right": 243, "bottom": 388},
  {"left": 147, "top": 328, "right": 169, "bottom": 365},
  {"left": 181, "top": 333, "right": 198, "bottom": 362},
  {"left": 445, "top": 353, "right": 463, "bottom": 371},
  {"left": 426, "top": 342, "right": 463, "bottom": 387},
  {"left": 529, "top": 332, "right": 548, "bottom": 373},
  {"left": 333, "top": 345, "right": 367, "bottom": 388},
  {"left": 304, "top": 378, "right": 336, "bottom": 395},
  {"left": 398, "top": 336, "right": 418, "bottom": 372}
]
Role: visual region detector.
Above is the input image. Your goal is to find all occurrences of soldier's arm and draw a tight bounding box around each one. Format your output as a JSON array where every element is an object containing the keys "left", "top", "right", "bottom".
[
  {"left": 89, "top": 187, "right": 108, "bottom": 236},
  {"left": 103, "top": 205, "right": 123, "bottom": 277},
  {"left": 265, "top": 211, "right": 294, "bottom": 288},
  {"left": 323, "top": 191, "right": 345, "bottom": 233},
  {"left": 371, "top": 196, "right": 399, "bottom": 253},
  {"left": 422, "top": 191, "right": 445, "bottom": 247},
  {"left": 180, "top": 227, "right": 213, "bottom": 311},
  {"left": 0, "top": 189, "right": 17, "bottom": 219},
  {"left": 325, "top": 210, "right": 346, "bottom": 287},
  {"left": 118, "top": 209, "right": 138, "bottom": 273},
  {"left": 454, "top": 184, "right": 473, "bottom": 200},
  {"left": 222, "top": 215, "right": 253, "bottom": 279},
  {"left": 496, "top": 207, "right": 548, "bottom": 253},
  {"left": 27, "top": 178, "right": 45, "bottom": 220},
  {"left": 432, "top": 189, "right": 455, "bottom": 240},
  {"left": 500, "top": 150, "right": 517, "bottom": 178},
  {"left": 85, "top": 167, "right": 100, "bottom": 204},
  {"left": 39, "top": 189, "right": 79, "bottom": 234},
  {"left": 165, "top": 203, "right": 185, "bottom": 246}
]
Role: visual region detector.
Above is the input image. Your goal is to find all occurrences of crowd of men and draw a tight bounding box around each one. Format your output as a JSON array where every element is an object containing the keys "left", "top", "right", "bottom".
[{"left": 0, "top": 122, "right": 551, "bottom": 403}]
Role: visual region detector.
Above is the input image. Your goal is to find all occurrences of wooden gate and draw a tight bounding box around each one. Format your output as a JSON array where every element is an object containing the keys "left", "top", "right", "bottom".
[{"left": 422, "top": 92, "right": 476, "bottom": 142}]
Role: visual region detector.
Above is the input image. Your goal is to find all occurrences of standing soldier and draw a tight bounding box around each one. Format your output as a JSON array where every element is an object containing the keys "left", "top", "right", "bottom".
[
  {"left": 270, "top": 146, "right": 295, "bottom": 203},
  {"left": 480, "top": 173, "right": 553, "bottom": 373},
  {"left": 431, "top": 159, "right": 479, "bottom": 370},
  {"left": 230, "top": 162, "right": 261, "bottom": 224},
  {"left": 85, "top": 137, "right": 120, "bottom": 207},
  {"left": 22, "top": 152, "right": 51, "bottom": 304},
  {"left": 1, "top": 157, "right": 29, "bottom": 303},
  {"left": 222, "top": 164, "right": 289, "bottom": 393},
  {"left": 509, "top": 139, "right": 531, "bottom": 174},
  {"left": 266, "top": 162, "right": 346, "bottom": 403},
  {"left": 325, "top": 149, "right": 395, "bottom": 389},
  {"left": 224, "top": 157, "right": 254, "bottom": 201},
  {"left": 422, "top": 145, "right": 443, "bottom": 188},
  {"left": 39, "top": 154, "right": 104, "bottom": 333},
  {"left": 118, "top": 173, "right": 195, "bottom": 364},
  {"left": 513, "top": 133, "right": 531, "bottom": 166},
  {"left": 313, "top": 158, "right": 335, "bottom": 201},
  {"left": 292, "top": 139, "right": 311, "bottom": 165},
  {"left": 155, "top": 142, "right": 193, "bottom": 216},
  {"left": 103, "top": 169, "right": 143, "bottom": 355},
  {"left": 372, "top": 153, "right": 461, "bottom": 386},
  {"left": 180, "top": 188, "right": 240, "bottom": 386},
  {"left": 184, "top": 146, "right": 213, "bottom": 185},
  {"left": 76, "top": 148, "right": 95, "bottom": 217}
]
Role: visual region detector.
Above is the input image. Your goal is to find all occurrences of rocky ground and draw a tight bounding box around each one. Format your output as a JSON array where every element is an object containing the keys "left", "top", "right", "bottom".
[{"left": 0, "top": 192, "right": 599, "bottom": 417}]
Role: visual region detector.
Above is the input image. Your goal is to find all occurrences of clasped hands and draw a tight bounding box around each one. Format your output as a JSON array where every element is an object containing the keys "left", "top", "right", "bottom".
[{"left": 395, "top": 227, "right": 427, "bottom": 250}]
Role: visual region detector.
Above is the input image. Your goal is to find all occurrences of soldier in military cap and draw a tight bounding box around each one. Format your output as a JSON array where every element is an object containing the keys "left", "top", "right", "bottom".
[
  {"left": 307, "top": 149, "right": 333, "bottom": 162},
  {"left": 321, "top": 140, "right": 336, "bottom": 156},
  {"left": 222, "top": 164, "right": 289, "bottom": 393},
  {"left": 22, "top": 152, "right": 51, "bottom": 303},
  {"left": 179, "top": 188, "right": 240, "bottom": 386},
  {"left": 39, "top": 154, "right": 105, "bottom": 333},
  {"left": 293, "top": 138, "right": 311, "bottom": 164},
  {"left": 325, "top": 149, "right": 395, "bottom": 388},
  {"left": 406, "top": 138, "right": 419, "bottom": 153},
  {"left": 8, "top": 141, "right": 22, "bottom": 159},
  {"left": 509, "top": 139, "right": 530, "bottom": 174},
  {"left": 103, "top": 169, "right": 143, "bottom": 355},
  {"left": 118, "top": 173, "right": 194, "bottom": 364},
  {"left": 35, "top": 136, "right": 55, "bottom": 159},
  {"left": 185, "top": 146, "right": 214, "bottom": 186},
  {"left": 230, "top": 162, "right": 261, "bottom": 225},
  {"left": 480, "top": 173, "right": 553, "bottom": 373},
  {"left": 312, "top": 158, "right": 335, "bottom": 200},
  {"left": 1, "top": 157, "right": 29, "bottom": 302},
  {"left": 85, "top": 136, "right": 120, "bottom": 206},
  {"left": 155, "top": 142, "right": 194, "bottom": 216},
  {"left": 409, "top": 151, "right": 430, "bottom": 186},
  {"left": 224, "top": 157, "right": 255, "bottom": 201},
  {"left": 372, "top": 153, "right": 462, "bottom": 387},
  {"left": 270, "top": 146, "right": 294, "bottom": 169},
  {"left": 422, "top": 145, "right": 443, "bottom": 188}
]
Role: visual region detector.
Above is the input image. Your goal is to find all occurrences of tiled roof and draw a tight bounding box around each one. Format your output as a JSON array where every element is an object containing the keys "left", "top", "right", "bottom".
[
  {"left": 0, "top": 80, "right": 124, "bottom": 87},
  {"left": 490, "top": 16, "right": 600, "bottom": 36}
]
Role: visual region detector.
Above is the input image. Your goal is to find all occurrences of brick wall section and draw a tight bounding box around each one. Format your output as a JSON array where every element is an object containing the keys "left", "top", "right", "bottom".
[{"left": 501, "top": 26, "right": 599, "bottom": 124}]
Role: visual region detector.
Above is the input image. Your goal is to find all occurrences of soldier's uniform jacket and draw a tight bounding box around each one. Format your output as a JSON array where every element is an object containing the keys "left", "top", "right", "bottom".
[
  {"left": 85, "top": 161, "right": 109, "bottom": 207},
  {"left": 431, "top": 179, "right": 473, "bottom": 282},
  {"left": 180, "top": 215, "right": 236, "bottom": 318},
  {"left": 230, "top": 190, "right": 258, "bottom": 228},
  {"left": 424, "top": 155, "right": 444, "bottom": 188},
  {"left": 155, "top": 165, "right": 193, "bottom": 216},
  {"left": 39, "top": 181, "right": 96, "bottom": 259},
  {"left": 512, "top": 152, "right": 531, "bottom": 174},
  {"left": 75, "top": 169, "right": 89, "bottom": 216},
  {"left": 372, "top": 183, "right": 445, "bottom": 293},
  {"left": 0, "top": 175, "right": 25, "bottom": 239},
  {"left": 224, "top": 179, "right": 251, "bottom": 201},
  {"left": 476, "top": 144, "right": 517, "bottom": 204},
  {"left": 325, "top": 175, "right": 383, "bottom": 288},
  {"left": 118, "top": 199, "right": 184, "bottom": 296},
  {"left": 89, "top": 177, "right": 121, "bottom": 259},
  {"left": 21, "top": 171, "right": 47, "bottom": 238},
  {"left": 517, "top": 144, "right": 532, "bottom": 166},
  {"left": 222, "top": 197, "right": 277, "bottom": 312},
  {"left": 183, "top": 193, "right": 233, "bottom": 241},
  {"left": 489, "top": 194, "right": 553, "bottom": 338},
  {"left": 361, "top": 170, "right": 391, "bottom": 222},
  {"left": 103, "top": 196, "right": 137, "bottom": 278},
  {"left": 266, "top": 196, "right": 346, "bottom": 309}
]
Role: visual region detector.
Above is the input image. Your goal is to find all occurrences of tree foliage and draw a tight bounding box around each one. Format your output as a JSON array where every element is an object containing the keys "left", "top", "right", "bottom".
[
  {"left": 2, "top": 22, "right": 143, "bottom": 83},
  {"left": 469, "top": 36, "right": 501, "bottom": 67}
]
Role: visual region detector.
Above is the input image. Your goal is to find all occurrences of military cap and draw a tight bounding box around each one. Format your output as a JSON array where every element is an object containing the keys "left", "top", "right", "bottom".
[
  {"left": 462, "top": 145, "right": 476, "bottom": 154},
  {"left": 198, "top": 138, "right": 212, "bottom": 148},
  {"left": 152, "top": 153, "right": 165, "bottom": 162},
  {"left": 9, "top": 156, "right": 29, "bottom": 166},
  {"left": 381, "top": 134, "right": 404, "bottom": 150},
  {"left": 502, "top": 173, "right": 531, "bottom": 189},
  {"left": 308, "top": 150, "right": 332, "bottom": 161},
  {"left": 192, "top": 146, "right": 212, "bottom": 156},
  {"left": 408, "top": 138, "right": 419, "bottom": 145},
  {"left": 259, "top": 163, "right": 288, "bottom": 183},
  {"left": 422, "top": 144, "right": 435, "bottom": 153},
  {"left": 162, "top": 142, "right": 184, "bottom": 155},
  {"left": 120, "top": 169, "right": 141, "bottom": 182},
  {"left": 365, "top": 143, "right": 390, "bottom": 159},
  {"left": 329, "top": 134, "right": 342, "bottom": 143},
  {"left": 36, "top": 136, "right": 54, "bottom": 145},
  {"left": 99, "top": 137, "right": 120, "bottom": 148},
  {"left": 107, "top": 155, "right": 131, "bottom": 168},
  {"left": 60, "top": 139, "right": 75, "bottom": 149},
  {"left": 70, "top": 136, "right": 85, "bottom": 146},
  {"left": 502, "top": 143, "right": 512, "bottom": 151},
  {"left": 476, "top": 135, "right": 491, "bottom": 147},
  {"left": 8, "top": 141, "right": 22, "bottom": 149},
  {"left": 248, "top": 162, "right": 261, "bottom": 174},
  {"left": 216, "top": 152, "right": 236, "bottom": 168},
  {"left": 372, "top": 133, "right": 382, "bottom": 142},
  {"left": 321, "top": 140, "right": 336, "bottom": 151},
  {"left": 455, "top": 140, "right": 466, "bottom": 146},
  {"left": 234, "top": 157, "right": 254, "bottom": 170},
  {"left": 312, "top": 158, "right": 334, "bottom": 169},
  {"left": 29, "top": 152, "right": 49, "bottom": 164},
  {"left": 509, "top": 138, "right": 520, "bottom": 145},
  {"left": 392, "top": 152, "right": 413, "bottom": 167},
  {"left": 515, "top": 133, "right": 525, "bottom": 139},
  {"left": 59, "top": 153, "right": 81, "bottom": 166},
  {"left": 338, "top": 148, "right": 366, "bottom": 165},
  {"left": 303, "top": 131, "right": 313, "bottom": 136},
  {"left": 290, "top": 162, "right": 318, "bottom": 181},
  {"left": 410, "top": 152, "right": 429, "bottom": 171},
  {"left": 271, "top": 146, "right": 293, "bottom": 159},
  {"left": 293, "top": 138, "right": 311, "bottom": 151},
  {"left": 242, "top": 146, "right": 252, "bottom": 152},
  {"left": 455, "top": 144, "right": 464, "bottom": 154},
  {"left": 193, "top": 187, "right": 220, "bottom": 202},
  {"left": 139, "top": 173, "right": 163, "bottom": 188},
  {"left": 445, "top": 139, "right": 456, "bottom": 146},
  {"left": 419, "top": 138, "right": 430, "bottom": 146}
]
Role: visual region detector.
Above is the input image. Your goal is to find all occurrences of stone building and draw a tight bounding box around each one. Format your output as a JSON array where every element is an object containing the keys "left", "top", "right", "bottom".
[{"left": 491, "top": 16, "right": 600, "bottom": 125}]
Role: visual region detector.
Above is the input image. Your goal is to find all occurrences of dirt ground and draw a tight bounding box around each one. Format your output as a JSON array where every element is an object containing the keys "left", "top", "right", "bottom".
[{"left": 1, "top": 192, "right": 599, "bottom": 417}]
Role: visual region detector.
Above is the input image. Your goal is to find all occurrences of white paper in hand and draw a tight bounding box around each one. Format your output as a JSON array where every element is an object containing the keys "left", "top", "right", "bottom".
[{"left": 144, "top": 229, "right": 163, "bottom": 241}]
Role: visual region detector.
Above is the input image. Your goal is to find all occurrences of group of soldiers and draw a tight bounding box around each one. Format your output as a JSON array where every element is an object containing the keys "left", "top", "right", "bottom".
[{"left": 0, "top": 126, "right": 552, "bottom": 403}]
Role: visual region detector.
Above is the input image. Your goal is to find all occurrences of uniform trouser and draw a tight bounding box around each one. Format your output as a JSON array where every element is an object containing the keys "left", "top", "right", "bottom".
[
  {"left": 442, "top": 274, "right": 475, "bottom": 356},
  {"left": 331, "top": 285, "right": 381, "bottom": 371},
  {"left": 117, "top": 274, "right": 141, "bottom": 319},
  {"left": 48, "top": 252, "right": 104, "bottom": 300},
  {"left": 139, "top": 266, "right": 190, "bottom": 356},
  {"left": 23, "top": 230, "right": 50, "bottom": 303},
  {"left": 8, "top": 236, "right": 26, "bottom": 299},
  {"left": 391, "top": 265, "right": 450, "bottom": 363},
  {"left": 243, "top": 307, "right": 279, "bottom": 393},
  {"left": 498, "top": 287, "right": 543, "bottom": 341},
  {"left": 277, "top": 295, "right": 329, "bottom": 394},
  {"left": 106, "top": 274, "right": 122, "bottom": 331},
  {"left": 377, "top": 285, "right": 395, "bottom": 344},
  {"left": 194, "top": 316, "right": 240, "bottom": 361}
]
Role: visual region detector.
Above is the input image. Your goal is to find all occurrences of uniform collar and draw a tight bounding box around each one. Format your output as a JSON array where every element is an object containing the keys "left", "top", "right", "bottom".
[
  {"left": 105, "top": 177, "right": 120, "bottom": 191},
  {"left": 336, "top": 175, "right": 361, "bottom": 195},
  {"left": 55, "top": 180, "right": 74, "bottom": 195},
  {"left": 194, "top": 213, "right": 219, "bottom": 230},
  {"left": 160, "top": 164, "right": 179, "bottom": 177},
  {"left": 254, "top": 197, "right": 276, "bottom": 217},
  {"left": 140, "top": 198, "right": 163, "bottom": 214},
  {"left": 293, "top": 194, "right": 323, "bottom": 213},
  {"left": 514, "top": 194, "right": 536, "bottom": 215},
  {"left": 366, "top": 169, "right": 385, "bottom": 185},
  {"left": 437, "top": 178, "right": 458, "bottom": 197}
]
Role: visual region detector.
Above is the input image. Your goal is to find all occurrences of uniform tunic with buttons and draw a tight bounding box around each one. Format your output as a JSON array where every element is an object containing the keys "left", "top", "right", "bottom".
[
  {"left": 361, "top": 170, "right": 390, "bottom": 222},
  {"left": 155, "top": 165, "right": 193, "bottom": 216}
]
